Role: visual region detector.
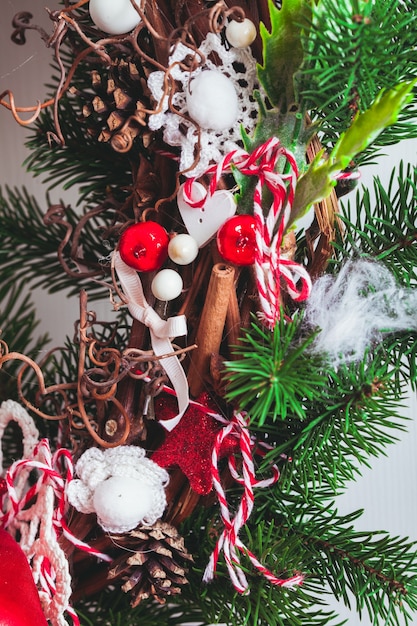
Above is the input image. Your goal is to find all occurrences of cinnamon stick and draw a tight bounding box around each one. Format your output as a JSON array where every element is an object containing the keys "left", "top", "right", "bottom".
[
  {"left": 187, "top": 263, "right": 235, "bottom": 397},
  {"left": 225, "top": 279, "right": 241, "bottom": 351}
]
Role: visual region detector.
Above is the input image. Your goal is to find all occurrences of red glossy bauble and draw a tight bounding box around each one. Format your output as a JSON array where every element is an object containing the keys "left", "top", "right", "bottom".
[
  {"left": 217, "top": 215, "right": 257, "bottom": 266},
  {"left": 119, "top": 222, "right": 169, "bottom": 272}
]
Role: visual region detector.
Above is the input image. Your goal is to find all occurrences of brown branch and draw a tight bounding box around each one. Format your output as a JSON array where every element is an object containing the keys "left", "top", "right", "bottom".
[{"left": 310, "top": 534, "right": 408, "bottom": 597}]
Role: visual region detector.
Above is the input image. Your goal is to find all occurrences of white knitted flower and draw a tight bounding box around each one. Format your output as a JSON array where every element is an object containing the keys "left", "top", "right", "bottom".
[
  {"left": 67, "top": 446, "right": 169, "bottom": 533},
  {"left": 147, "top": 32, "right": 260, "bottom": 177}
]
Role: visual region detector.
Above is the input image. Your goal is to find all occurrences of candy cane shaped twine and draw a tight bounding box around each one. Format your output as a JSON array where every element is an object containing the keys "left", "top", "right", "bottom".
[
  {"left": 1, "top": 438, "right": 111, "bottom": 561},
  {"left": 140, "top": 381, "right": 303, "bottom": 591},
  {"left": 1, "top": 438, "right": 112, "bottom": 626},
  {"left": 203, "top": 411, "right": 303, "bottom": 593},
  {"left": 183, "top": 137, "right": 312, "bottom": 328}
]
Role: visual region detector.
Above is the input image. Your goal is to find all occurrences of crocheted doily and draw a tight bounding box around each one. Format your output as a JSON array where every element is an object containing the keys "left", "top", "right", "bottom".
[{"left": 147, "top": 32, "right": 260, "bottom": 177}]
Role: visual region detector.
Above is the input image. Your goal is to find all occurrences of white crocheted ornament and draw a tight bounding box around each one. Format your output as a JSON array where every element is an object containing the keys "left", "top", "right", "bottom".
[
  {"left": 67, "top": 446, "right": 169, "bottom": 533},
  {"left": 147, "top": 32, "right": 260, "bottom": 177}
]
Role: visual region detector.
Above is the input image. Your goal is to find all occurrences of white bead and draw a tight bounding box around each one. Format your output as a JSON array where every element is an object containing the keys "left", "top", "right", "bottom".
[
  {"left": 225, "top": 18, "right": 257, "bottom": 48},
  {"left": 89, "top": 0, "right": 141, "bottom": 35},
  {"left": 168, "top": 234, "right": 199, "bottom": 265},
  {"left": 186, "top": 70, "right": 239, "bottom": 131},
  {"left": 93, "top": 476, "right": 155, "bottom": 532},
  {"left": 151, "top": 269, "right": 183, "bottom": 301}
]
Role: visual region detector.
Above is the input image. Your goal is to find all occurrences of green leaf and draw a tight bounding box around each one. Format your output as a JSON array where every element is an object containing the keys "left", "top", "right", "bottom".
[
  {"left": 235, "top": 106, "right": 312, "bottom": 214},
  {"left": 257, "top": 0, "right": 312, "bottom": 111},
  {"left": 332, "top": 79, "right": 417, "bottom": 168},
  {"left": 290, "top": 148, "right": 337, "bottom": 224},
  {"left": 291, "top": 80, "right": 417, "bottom": 223}
]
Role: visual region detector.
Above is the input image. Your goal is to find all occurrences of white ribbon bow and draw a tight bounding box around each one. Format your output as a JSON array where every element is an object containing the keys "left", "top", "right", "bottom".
[{"left": 114, "top": 252, "right": 189, "bottom": 431}]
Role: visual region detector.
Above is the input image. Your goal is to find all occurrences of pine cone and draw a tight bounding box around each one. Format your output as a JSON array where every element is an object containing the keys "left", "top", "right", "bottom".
[
  {"left": 72, "top": 56, "right": 153, "bottom": 153},
  {"left": 107, "top": 521, "right": 193, "bottom": 606}
]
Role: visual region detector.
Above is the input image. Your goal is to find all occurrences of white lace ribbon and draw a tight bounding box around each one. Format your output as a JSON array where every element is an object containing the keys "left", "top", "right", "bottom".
[{"left": 114, "top": 252, "right": 189, "bottom": 430}]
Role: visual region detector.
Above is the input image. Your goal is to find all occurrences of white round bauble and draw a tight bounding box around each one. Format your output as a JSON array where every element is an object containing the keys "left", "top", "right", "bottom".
[
  {"left": 186, "top": 70, "right": 239, "bottom": 131},
  {"left": 168, "top": 234, "right": 199, "bottom": 265},
  {"left": 89, "top": 0, "right": 141, "bottom": 35},
  {"left": 225, "top": 18, "right": 257, "bottom": 48},
  {"left": 151, "top": 269, "right": 183, "bottom": 301},
  {"left": 93, "top": 476, "right": 155, "bottom": 532}
]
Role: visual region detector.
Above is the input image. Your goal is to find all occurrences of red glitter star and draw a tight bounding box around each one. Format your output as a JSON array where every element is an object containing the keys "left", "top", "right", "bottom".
[{"left": 152, "top": 393, "right": 238, "bottom": 495}]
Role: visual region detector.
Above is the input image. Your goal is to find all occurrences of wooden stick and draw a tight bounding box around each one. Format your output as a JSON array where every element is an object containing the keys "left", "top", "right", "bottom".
[{"left": 187, "top": 263, "right": 235, "bottom": 397}]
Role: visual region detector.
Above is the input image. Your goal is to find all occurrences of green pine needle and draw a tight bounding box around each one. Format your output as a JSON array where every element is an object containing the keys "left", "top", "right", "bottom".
[
  {"left": 223, "top": 314, "right": 326, "bottom": 426},
  {"left": 0, "top": 186, "right": 115, "bottom": 301},
  {"left": 300, "top": 0, "right": 417, "bottom": 162}
]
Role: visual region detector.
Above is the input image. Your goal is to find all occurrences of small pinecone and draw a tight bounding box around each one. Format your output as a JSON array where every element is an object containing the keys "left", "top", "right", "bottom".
[
  {"left": 72, "top": 56, "right": 153, "bottom": 153},
  {"left": 108, "top": 521, "right": 193, "bottom": 606}
]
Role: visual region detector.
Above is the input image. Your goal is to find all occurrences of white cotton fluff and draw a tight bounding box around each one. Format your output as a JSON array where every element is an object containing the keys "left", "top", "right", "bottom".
[{"left": 304, "top": 259, "right": 417, "bottom": 367}]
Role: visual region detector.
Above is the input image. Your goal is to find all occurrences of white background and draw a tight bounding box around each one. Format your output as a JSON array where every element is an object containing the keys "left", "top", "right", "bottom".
[{"left": 1, "top": 1, "right": 416, "bottom": 624}]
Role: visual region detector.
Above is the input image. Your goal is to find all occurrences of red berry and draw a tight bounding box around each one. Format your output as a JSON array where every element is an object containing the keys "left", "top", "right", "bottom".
[
  {"left": 217, "top": 215, "right": 257, "bottom": 266},
  {"left": 119, "top": 221, "right": 169, "bottom": 272}
]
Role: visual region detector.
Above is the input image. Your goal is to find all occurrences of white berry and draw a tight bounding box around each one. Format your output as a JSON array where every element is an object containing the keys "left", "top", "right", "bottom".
[
  {"left": 89, "top": 0, "right": 141, "bottom": 35},
  {"left": 151, "top": 269, "right": 183, "bottom": 301},
  {"left": 93, "top": 476, "right": 156, "bottom": 533},
  {"left": 168, "top": 234, "right": 199, "bottom": 265},
  {"left": 225, "top": 18, "right": 257, "bottom": 48},
  {"left": 186, "top": 71, "right": 239, "bottom": 131}
]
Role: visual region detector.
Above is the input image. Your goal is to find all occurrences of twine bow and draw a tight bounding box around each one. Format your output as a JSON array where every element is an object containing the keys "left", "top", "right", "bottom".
[
  {"left": 114, "top": 252, "right": 189, "bottom": 430},
  {"left": 203, "top": 411, "right": 303, "bottom": 593},
  {"left": 184, "top": 137, "right": 312, "bottom": 328}
]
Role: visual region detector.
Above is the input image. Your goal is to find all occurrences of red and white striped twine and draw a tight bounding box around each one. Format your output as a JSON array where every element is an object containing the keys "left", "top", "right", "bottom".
[
  {"left": 183, "top": 137, "right": 311, "bottom": 328},
  {"left": 203, "top": 411, "right": 304, "bottom": 593},
  {"left": 38, "top": 558, "right": 80, "bottom": 626},
  {"left": 1, "top": 439, "right": 111, "bottom": 561},
  {"left": 334, "top": 169, "right": 361, "bottom": 181},
  {"left": 138, "top": 382, "right": 303, "bottom": 591},
  {"left": 0, "top": 439, "right": 112, "bottom": 625}
]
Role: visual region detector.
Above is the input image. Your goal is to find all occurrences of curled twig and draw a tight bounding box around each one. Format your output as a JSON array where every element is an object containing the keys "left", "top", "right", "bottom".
[
  {"left": 0, "top": 90, "right": 43, "bottom": 125},
  {"left": 44, "top": 202, "right": 127, "bottom": 280},
  {"left": 11, "top": 11, "right": 50, "bottom": 45}
]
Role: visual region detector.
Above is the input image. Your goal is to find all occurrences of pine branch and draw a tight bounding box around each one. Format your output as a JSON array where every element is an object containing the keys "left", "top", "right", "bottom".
[
  {"left": 222, "top": 306, "right": 410, "bottom": 499},
  {"left": 336, "top": 162, "right": 417, "bottom": 284},
  {"left": 223, "top": 314, "right": 327, "bottom": 425},
  {"left": 180, "top": 500, "right": 417, "bottom": 626},
  {"left": 0, "top": 186, "right": 114, "bottom": 300},
  {"left": 254, "top": 357, "right": 408, "bottom": 495},
  {"left": 283, "top": 501, "right": 417, "bottom": 625},
  {"left": 300, "top": 0, "right": 417, "bottom": 163},
  {"left": 382, "top": 333, "right": 417, "bottom": 390},
  {"left": 178, "top": 509, "right": 344, "bottom": 626}
]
